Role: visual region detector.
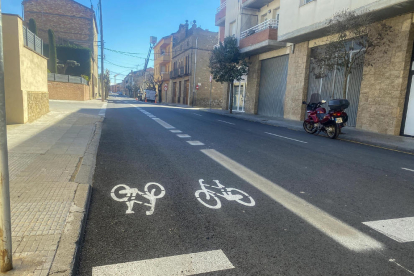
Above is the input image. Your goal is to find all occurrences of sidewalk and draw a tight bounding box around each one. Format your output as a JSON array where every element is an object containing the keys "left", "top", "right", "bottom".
[
  {"left": 4, "top": 100, "right": 105, "bottom": 276},
  {"left": 200, "top": 108, "right": 414, "bottom": 154}
]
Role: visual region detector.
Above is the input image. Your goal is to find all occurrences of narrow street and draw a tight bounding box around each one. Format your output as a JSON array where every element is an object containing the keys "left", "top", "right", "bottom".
[{"left": 77, "top": 96, "right": 414, "bottom": 275}]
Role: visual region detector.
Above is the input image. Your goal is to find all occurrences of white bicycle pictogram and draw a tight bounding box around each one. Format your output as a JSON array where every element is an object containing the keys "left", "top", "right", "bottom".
[
  {"left": 195, "top": 179, "right": 255, "bottom": 209},
  {"left": 111, "top": 183, "right": 165, "bottom": 215}
]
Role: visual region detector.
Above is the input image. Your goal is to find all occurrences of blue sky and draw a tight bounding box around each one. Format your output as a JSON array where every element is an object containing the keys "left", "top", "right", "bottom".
[{"left": 2, "top": 0, "right": 219, "bottom": 84}]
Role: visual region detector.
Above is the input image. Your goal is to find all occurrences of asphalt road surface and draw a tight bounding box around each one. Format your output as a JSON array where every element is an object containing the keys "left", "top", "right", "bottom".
[{"left": 77, "top": 96, "right": 414, "bottom": 276}]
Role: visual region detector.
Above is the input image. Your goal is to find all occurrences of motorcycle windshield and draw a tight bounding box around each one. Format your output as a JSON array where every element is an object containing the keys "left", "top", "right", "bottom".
[{"left": 309, "top": 93, "right": 322, "bottom": 104}]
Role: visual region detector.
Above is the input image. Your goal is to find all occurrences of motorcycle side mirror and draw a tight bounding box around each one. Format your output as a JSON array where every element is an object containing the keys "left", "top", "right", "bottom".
[
  {"left": 302, "top": 101, "right": 307, "bottom": 105},
  {"left": 321, "top": 100, "right": 327, "bottom": 104}
]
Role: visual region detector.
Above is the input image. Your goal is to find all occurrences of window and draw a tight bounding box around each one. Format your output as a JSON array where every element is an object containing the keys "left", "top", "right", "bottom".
[
  {"left": 272, "top": 8, "right": 280, "bottom": 25},
  {"left": 260, "top": 12, "right": 268, "bottom": 23},
  {"left": 301, "top": 0, "right": 315, "bottom": 6}
]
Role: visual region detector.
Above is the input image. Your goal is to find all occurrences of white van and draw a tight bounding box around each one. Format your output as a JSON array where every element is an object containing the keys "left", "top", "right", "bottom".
[{"left": 145, "top": 90, "right": 156, "bottom": 102}]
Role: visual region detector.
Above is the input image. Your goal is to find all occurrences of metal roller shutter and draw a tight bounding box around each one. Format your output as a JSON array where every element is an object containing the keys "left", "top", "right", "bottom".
[{"left": 257, "top": 55, "right": 289, "bottom": 118}]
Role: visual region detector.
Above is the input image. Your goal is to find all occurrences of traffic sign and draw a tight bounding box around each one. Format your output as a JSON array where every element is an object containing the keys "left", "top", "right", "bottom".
[
  {"left": 164, "top": 84, "right": 168, "bottom": 91},
  {"left": 196, "top": 85, "right": 199, "bottom": 90}
]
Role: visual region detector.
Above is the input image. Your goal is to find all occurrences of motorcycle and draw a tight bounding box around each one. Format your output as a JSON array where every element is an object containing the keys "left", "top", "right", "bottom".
[{"left": 302, "top": 95, "right": 349, "bottom": 139}]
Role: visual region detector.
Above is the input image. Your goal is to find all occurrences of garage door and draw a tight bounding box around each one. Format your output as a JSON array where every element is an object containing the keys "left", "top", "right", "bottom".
[{"left": 257, "top": 55, "right": 289, "bottom": 118}]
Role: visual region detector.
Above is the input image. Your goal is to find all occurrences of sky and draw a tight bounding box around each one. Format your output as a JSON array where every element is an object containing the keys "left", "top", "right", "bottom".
[{"left": 1, "top": 0, "right": 219, "bottom": 84}]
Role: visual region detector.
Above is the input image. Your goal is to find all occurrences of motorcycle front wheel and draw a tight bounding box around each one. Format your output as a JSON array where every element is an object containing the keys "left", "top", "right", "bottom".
[
  {"left": 303, "top": 121, "right": 317, "bottom": 134},
  {"left": 326, "top": 124, "right": 340, "bottom": 139}
]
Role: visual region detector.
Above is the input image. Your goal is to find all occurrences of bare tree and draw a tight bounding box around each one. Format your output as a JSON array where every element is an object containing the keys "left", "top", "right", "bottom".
[
  {"left": 144, "top": 73, "right": 164, "bottom": 99},
  {"left": 311, "top": 10, "right": 393, "bottom": 99}
]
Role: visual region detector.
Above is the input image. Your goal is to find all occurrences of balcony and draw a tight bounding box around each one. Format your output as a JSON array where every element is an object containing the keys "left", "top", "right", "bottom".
[
  {"left": 215, "top": 1, "right": 226, "bottom": 26},
  {"left": 156, "top": 54, "right": 170, "bottom": 65},
  {"left": 170, "top": 68, "right": 179, "bottom": 79},
  {"left": 239, "top": 19, "right": 286, "bottom": 55},
  {"left": 161, "top": 72, "right": 170, "bottom": 81},
  {"left": 242, "top": 0, "right": 273, "bottom": 9}
]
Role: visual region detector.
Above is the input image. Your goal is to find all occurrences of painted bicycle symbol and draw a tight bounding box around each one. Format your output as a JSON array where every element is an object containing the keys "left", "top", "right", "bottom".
[
  {"left": 111, "top": 183, "right": 165, "bottom": 215},
  {"left": 195, "top": 179, "right": 255, "bottom": 209}
]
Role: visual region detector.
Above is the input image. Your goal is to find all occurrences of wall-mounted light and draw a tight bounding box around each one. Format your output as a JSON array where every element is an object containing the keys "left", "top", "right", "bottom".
[{"left": 268, "top": 10, "right": 271, "bottom": 14}]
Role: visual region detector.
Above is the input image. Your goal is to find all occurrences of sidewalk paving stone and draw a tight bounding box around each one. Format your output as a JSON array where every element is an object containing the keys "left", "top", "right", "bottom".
[{"left": 4, "top": 100, "right": 105, "bottom": 275}]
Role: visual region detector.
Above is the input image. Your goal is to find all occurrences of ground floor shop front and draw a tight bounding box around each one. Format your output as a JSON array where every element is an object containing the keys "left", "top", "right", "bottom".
[{"left": 222, "top": 13, "right": 414, "bottom": 136}]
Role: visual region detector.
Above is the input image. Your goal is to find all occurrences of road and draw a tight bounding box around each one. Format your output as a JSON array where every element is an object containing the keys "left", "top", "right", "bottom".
[{"left": 77, "top": 96, "right": 414, "bottom": 276}]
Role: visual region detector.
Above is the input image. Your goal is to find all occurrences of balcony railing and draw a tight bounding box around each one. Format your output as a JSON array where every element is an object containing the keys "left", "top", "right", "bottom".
[
  {"left": 240, "top": 19, "right": 278, "bottom": 39},
  {"left": 23, "top": 26, "right": 43, "bottom": 56},
  {"left": 215, "top": 1, "right": 227, "bottom": 26},
  {"left": 217, "top": 1, "right": 226, "bottom": 12}
]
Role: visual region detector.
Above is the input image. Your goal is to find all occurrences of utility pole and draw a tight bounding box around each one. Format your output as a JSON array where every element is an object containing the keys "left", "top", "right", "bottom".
[
  {"left": 99, "top": 0, "right": 105, "bottom": 102},
  {"left": 209, "top": 75, "right": 212, "bottom": 110},
  {"left": 0, "top": 5, "right": 13, "bottom": 273}
]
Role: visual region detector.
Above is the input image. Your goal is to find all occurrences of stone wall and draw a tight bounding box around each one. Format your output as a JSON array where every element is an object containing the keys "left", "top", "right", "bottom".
[
  {"left": 48, "top": 81, "right": 90, "bottom": 101},
  {"left": 284, "top": 41, "right": 311, "bottom": 120},
  {"left": 357, "top": 14, "right": 414, "bottom": 135},
  {"left": 27, "top": 91, "right": 49, "bottom": 122},
  {"left": 169, "top": 26, "right": 225, "bottom": 107}
]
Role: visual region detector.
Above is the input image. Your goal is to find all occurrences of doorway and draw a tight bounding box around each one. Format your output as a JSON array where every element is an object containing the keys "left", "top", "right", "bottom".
[
  {"left": 184, "top": 80, "right": 189, "bottom": 105},
  {"left": 402, "top": 45, "right": 414, "bottom": 136}
]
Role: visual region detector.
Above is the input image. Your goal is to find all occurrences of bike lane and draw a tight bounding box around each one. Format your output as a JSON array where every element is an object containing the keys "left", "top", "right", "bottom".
[{"left": 77, "top": 100, "right": 409, "bottom": 275}]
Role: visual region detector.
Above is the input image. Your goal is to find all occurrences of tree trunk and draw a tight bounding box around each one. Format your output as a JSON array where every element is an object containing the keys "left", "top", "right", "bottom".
[
  {"left": 229, "top": 82, "right": 234, "bottom": 114},
  {"left": 342, "top": 70, "right": 350, "bottom": 99}
]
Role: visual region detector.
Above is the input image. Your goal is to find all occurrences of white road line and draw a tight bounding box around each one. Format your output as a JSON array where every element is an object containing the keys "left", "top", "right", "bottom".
[
  {"left": 170, "top": 130, "right": 182, "bottom": 133},
  {"left": 201, "top": 149, "right": 383, "bottom": 252},
  {"left": 389, "top": 259, "right": 414, "bottom": 275},
  {"left": 152, "top": 118, "right": 175, "bottom": 129},
  {"left": 402, "top": 168, "right": 414, "bottom": 172},
  {"left": 177, "top": 134, "right": 191, "bottom": 138},
  {"left": 217, "top": 120, "right": 235, "bottom": 125},
  {"left": 265, "top": 132, "right": 308, "bottom": 144},
  {"left": 98, "top": 102, "right": 108, "bottom": 117},
  {"left": 92, "top": 250, "right": 234, "bottom": 276},
  {"left": 194, "top": 113, "right": 202, "bottom": 116},
  {"left": 187, "top": 141, "right": 205, "bottom": 146},
  {"left": 363, "top": 217, "right": 414, "bottom": 243}
]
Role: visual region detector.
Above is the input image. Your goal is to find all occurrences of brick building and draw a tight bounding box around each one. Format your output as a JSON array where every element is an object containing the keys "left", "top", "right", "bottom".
[
  {"left": 167, "top": 21, "right": 225, "bottom": 107},
  {"left": 23, "top": 0, "right": 99, "bottom": 100}
]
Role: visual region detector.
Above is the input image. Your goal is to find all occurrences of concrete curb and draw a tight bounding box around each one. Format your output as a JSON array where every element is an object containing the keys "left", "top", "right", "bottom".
[
  {"left": 48, "top": 118, "right": 103, "bottom": 276},
  {"left": 200, "top": 109, "right": 414, "bottom": 155}
]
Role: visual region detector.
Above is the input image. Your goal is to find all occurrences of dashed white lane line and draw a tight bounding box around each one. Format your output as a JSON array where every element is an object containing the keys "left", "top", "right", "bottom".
[
  {"left": 92, "top": 250, "right": 234, "bottom": 276},
  {"left": 217, "top": 120, "right": 235, "bottom": 125},
  {"left": 402, "top": 168, "right": 414, "bottom": 172},
  {"left": 265, "top": 132, "right": 308, "bottom": 144},
  {"left": 170, "top": 130, "right": 182, "bottom": 133},
  {"left": 187, "top": 141, "right": 205, "bottom": 146},
  {"left": 363, "top": 217, "right": 414, "bottom": 243},
  {"left": 201, "top": 149, "right": 383, "bottom": 252},
  {"left": 98, "top": 102, "right": 108, "bottom": 117},
  {"left": 177, "top": 134, "right": 191, "bottom": 138},
  {"left": 193, "top": 113, "right": 202, "bottom": 116},
  {"left": 152, "top": 118, "right": 175, "bottom": 129}
]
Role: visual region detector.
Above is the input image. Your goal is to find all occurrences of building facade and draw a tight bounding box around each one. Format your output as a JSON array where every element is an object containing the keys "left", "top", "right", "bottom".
[
  {"left": 215, "top": 0, "right": 414, "bottom": 136},
  {"left": 166, "top": 21, "right": 225, "bottom": 107},
  {"left": 23, "top": 0, "right": 99, "bottom": 100},
  {"left": 121, "top": 68, "right": 154, "bottom": 99},
  {"left": 154, "top": 36, "right": 173, "bottom": 103}
]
